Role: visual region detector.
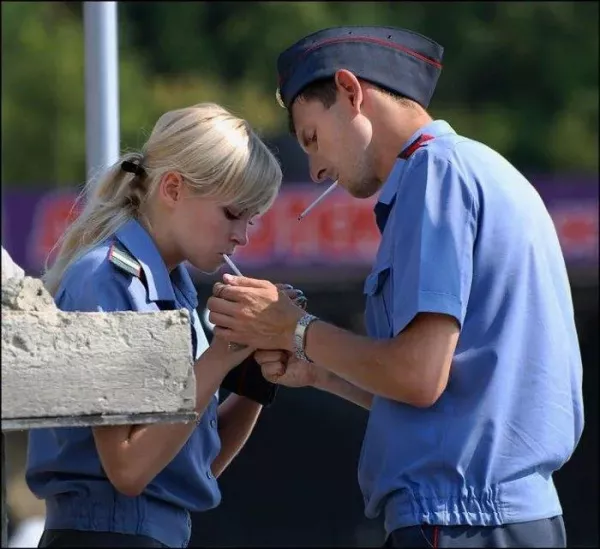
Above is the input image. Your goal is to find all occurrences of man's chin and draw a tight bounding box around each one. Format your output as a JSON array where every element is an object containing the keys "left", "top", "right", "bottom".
[{"left": 346, "top": 182, "right": 380, "bottom": 199}]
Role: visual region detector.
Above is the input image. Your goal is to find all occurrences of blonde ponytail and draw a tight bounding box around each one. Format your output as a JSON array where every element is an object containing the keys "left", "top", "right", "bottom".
[{"left": 43, "top": 152, "right": 151, "bottom": 296}]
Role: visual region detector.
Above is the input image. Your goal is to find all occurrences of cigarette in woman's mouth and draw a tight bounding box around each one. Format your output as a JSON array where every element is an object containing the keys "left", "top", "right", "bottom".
[{"left": 222, "top": 254, "right": 243, "bottom": 276}]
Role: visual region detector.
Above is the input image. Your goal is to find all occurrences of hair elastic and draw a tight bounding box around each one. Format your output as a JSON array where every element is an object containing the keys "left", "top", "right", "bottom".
[{"left": 121, "top": 159, "right": 146, "bottom": 177}]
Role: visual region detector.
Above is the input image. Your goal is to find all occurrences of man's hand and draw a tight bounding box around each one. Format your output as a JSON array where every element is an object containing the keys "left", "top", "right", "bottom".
[
  {"left": 207, "top": 275, "right": 305, "bottom": 351},
  {"left": 254, "top": 350, "right": 321, "bottom": 388}
]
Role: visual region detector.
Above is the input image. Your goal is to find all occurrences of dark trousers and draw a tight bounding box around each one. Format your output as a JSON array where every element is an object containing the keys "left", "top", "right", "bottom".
[
  {"left": 384, "top": 516, "right": 566, "bottom": 548},
  {"left": 38, "top": 529, "right": 168, "bottom": 548}
]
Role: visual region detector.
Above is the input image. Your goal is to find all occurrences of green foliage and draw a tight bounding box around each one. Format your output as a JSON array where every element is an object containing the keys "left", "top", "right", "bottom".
[
  {"left": 1, "top": 1, "right": 597, "bottom": 188},
  {"left": 1, "top": 2, "right": 149, "bottom": 187},
  {"left": 1, "top": 2, "right": 86, "bottom": 186}
]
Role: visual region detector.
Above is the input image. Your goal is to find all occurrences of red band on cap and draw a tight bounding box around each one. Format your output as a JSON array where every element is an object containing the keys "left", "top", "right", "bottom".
[{"left": 303, "top": 35, "right": 442, "bottom": 69}]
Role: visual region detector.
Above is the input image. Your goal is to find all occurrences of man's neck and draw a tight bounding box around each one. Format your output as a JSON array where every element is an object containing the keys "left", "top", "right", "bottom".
[{"left": 373, "top": 104, "right": 433, "bottom": 183}]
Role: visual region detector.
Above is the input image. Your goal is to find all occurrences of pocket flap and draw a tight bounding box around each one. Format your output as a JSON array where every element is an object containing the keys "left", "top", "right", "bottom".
[{"left": 364, "top": 264, "right": 391, "bottom": 296}]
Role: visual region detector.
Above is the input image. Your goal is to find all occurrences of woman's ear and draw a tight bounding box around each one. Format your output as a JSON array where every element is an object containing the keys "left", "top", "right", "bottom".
[{"left": 158, "top": 171, "right": 184, "bottom": 207}]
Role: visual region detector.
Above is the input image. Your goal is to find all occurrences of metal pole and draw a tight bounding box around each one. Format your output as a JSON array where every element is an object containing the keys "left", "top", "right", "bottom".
[{"left": 84, "top": 2, "right": 120, "bottom": 181}]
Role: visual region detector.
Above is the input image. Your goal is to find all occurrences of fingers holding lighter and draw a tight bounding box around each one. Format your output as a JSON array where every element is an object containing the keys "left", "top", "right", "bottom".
[
  {"left": 212, "top": 281, "right": 308, "bottom": 309},
  {"left": 207, "top": 279, "right": 308, "bottom": 351},
  {"left": 275, "top": 283, "right": 308, "bottom": 310}
]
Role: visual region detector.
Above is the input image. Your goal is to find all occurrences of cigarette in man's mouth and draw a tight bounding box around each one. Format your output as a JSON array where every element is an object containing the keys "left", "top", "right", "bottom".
[{"left": 297, "top": 181, "right": 338, "bottom": 220}]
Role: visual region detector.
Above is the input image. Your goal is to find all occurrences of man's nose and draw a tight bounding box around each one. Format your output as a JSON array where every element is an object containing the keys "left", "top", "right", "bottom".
[{"left": 309, "top": 165, "right": 328, "bottom": 184}]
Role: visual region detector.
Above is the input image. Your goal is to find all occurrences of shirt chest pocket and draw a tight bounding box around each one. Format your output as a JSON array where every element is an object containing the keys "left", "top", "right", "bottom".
[{"left": 363, "top": 263, "right": 394, "bottom": 338}]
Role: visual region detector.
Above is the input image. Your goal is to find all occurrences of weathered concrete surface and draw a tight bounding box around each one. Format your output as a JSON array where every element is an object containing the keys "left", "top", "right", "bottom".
[
  {"left": 2, "top": 276, "right": 56, "bottom": 312},
  {"left": 2, "top": 276, "right": 197, "bottom": 420}
]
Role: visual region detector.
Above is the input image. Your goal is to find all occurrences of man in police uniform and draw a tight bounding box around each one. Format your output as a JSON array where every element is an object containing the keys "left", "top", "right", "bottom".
[{"left": 207, "top": 27, "right": 584, "bottom": 547}]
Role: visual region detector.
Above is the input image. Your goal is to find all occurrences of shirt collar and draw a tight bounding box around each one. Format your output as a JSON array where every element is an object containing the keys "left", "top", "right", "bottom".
[
  {"left": 173, "top": 263, "right": 198, "bottom": 309},
  {"left": 115, "top": 218, "right": 197, "bottom": 307},
  {"left": 377, "top": 119, "right": 456, "bottom": 207}
]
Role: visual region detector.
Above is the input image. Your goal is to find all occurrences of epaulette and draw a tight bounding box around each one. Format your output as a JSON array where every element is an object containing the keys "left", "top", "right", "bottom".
[
  {"left": 398, "top": 133, "right": 434, "bottom": 160},
  {"left": 108, "top": 242, "right": 142, "bottom": 278}
]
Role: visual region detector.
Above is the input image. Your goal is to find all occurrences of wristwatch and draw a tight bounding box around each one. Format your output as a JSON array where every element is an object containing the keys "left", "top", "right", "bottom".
[{"left": 294, "top": 313, "right": 318, "bottom": 363}]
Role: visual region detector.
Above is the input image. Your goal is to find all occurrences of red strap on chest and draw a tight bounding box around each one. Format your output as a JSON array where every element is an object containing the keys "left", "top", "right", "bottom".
[{"left": 398, "top": 133, "right": 434, "bottom": 159}]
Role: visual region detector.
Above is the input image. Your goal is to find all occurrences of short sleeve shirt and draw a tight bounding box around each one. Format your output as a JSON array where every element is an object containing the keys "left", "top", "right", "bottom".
[
  {"left": 26, "top": 219, "right": 222, "bottom": 541},
  {"left": 359, "top": 120, "right": 584, "bottom": 534}
]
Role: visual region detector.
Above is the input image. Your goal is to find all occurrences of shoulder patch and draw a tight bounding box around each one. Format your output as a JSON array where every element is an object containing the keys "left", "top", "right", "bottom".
[
  {"left": 399, "top": 133, "right": 435, "bottom": 160},
  {"left": 108, "top": 243, "right": 142, "bottom": 278}
]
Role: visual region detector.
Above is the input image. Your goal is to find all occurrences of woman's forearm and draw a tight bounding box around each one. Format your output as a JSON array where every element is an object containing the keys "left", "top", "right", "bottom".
[
  {"left": 211, "top": 394, "right": 263, "bottom": 477},
  {"left": 93, "top": 349, "right": 233, "bottom": 496}
]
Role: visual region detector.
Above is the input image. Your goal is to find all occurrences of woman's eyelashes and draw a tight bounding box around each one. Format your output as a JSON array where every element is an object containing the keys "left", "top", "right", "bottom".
[
  {"left": 223, "top": 207, "right": 240, "bottom": 221},
  {"left": 223, "top": 207, "right": 255, "bottom": 225}
]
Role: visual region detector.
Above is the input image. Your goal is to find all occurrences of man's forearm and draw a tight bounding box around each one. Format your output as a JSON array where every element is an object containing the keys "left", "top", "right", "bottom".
[
  {"left": 300, "top": 319, "right": 424, "bottom": 405},
  {"left": 208, "top": 277, "right": 456, "bottom": 407},
  {"left": 313, "top": 369, "right": 373, "bottom": 410},
  {"left": 298, "top": 314, "right": 456, "bottom": 407},
  {"left": 211, "top": 394, "right": 262, "bottom": 477}
]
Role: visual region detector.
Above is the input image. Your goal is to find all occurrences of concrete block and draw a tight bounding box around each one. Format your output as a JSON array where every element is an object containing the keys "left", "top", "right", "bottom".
[
  {"left": 2, "top": 276, "right": 56, "bottom": 313},
  {"left": 2, "top": 276, "right": 196, "bottom": 420}
]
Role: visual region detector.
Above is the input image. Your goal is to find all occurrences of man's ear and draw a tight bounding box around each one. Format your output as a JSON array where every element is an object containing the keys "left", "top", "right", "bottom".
[
  {"left": 334, "top": 69, "right": 364, "bottom": 112},
  {"left": 158, "top": 171, "right": 185, "bottom": 207}
]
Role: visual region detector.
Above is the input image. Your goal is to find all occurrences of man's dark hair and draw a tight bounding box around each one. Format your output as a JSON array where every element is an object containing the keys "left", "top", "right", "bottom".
[{"left": 287, "top": 77, "right": 417, "bottom": 135}]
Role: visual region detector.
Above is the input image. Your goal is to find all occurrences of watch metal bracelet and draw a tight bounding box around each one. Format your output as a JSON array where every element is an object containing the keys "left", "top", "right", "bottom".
[{"left": 294, "top": 313, "right": 318, "bottom": 363}]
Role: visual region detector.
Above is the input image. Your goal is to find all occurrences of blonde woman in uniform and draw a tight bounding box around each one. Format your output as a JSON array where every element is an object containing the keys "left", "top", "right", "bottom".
[{"left": 26, "top": 103, "right": 297, "bottom": 548}]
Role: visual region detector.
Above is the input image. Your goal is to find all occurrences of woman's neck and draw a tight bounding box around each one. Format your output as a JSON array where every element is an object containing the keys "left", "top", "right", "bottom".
[{"left": 137, "top": 214, "right": 181, "bottom": 273}]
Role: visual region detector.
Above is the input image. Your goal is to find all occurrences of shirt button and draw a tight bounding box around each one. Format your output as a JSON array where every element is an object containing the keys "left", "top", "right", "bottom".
[{"left": 210, "top": 419, "right": 217, "bottom": 429}]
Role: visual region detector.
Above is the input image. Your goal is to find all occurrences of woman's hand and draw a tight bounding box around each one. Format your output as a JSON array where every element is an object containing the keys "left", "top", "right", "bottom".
[{"left": 204, "top": 335, "right": 255, "bottom": 371}]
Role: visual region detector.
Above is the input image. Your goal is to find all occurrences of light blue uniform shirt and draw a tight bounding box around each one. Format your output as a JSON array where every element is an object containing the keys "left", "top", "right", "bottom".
[
  {"left": 27, "top": 218, "right": 221, "bottom": 548},
  {"left": 359, "top": 120, "right": 584, "bottom": 535}
]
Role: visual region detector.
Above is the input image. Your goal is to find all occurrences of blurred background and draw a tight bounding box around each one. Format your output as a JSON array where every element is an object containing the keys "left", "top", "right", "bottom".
[{"left": 1, "top": 1, "right": 598, "bottom": 547}]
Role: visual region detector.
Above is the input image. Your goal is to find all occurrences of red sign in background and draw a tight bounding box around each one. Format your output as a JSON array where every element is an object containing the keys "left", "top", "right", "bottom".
[
  {"left": 19, "top": 186, "right": 600, "bottom": 274},
  {"left": 234, "top": 189, "right": 381, "bottom": 266}
]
